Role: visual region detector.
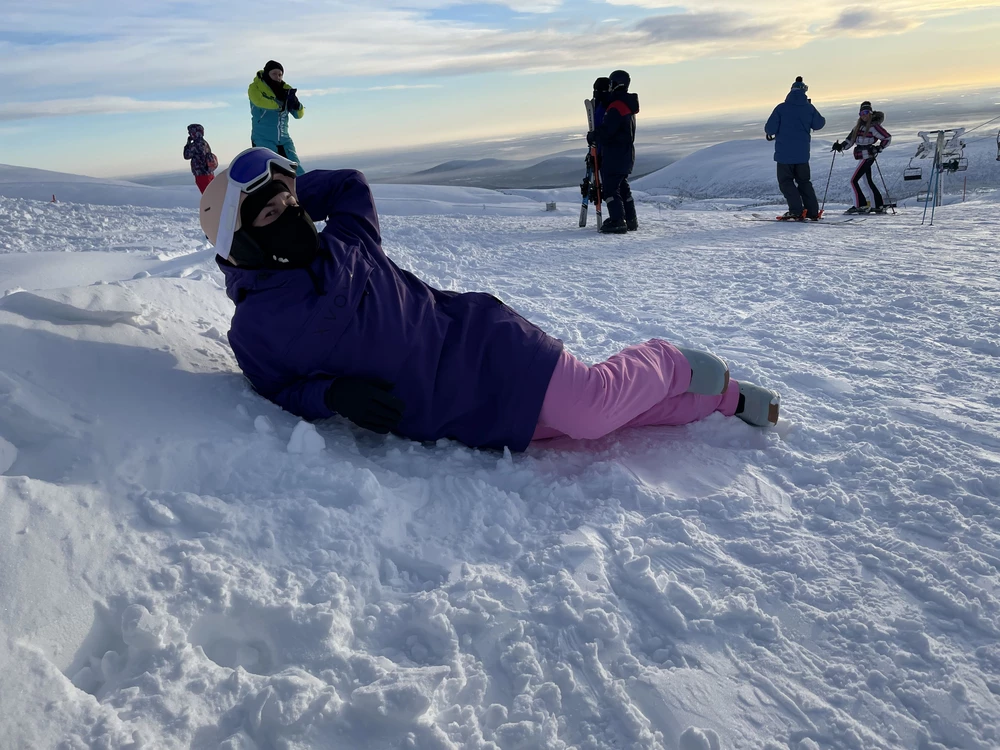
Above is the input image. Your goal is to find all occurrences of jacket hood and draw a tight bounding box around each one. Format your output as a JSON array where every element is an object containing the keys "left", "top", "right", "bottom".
[
  {"left": 254, "top": 72, "right": 291, "bottom": 92},
  {"left": 608, "top": 91, "right": 640, "bottom": 114},
  {"left": 784, "top": 88, "right": 810, "bottom": 106}
]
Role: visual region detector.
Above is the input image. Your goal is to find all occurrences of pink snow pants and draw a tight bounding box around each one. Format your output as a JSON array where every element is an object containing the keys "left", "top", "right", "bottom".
[{"left": 531, "top": 339, "right": 740, "bottom": 442}]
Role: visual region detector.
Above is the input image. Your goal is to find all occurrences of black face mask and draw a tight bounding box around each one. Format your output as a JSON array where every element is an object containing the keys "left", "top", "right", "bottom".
[{"left": 232, "top": 205, "right": 319, "bottom": 269}]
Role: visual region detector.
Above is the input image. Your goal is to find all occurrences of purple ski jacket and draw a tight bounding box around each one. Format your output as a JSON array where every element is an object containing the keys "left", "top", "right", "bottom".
[{"left": 218, "top": 169, "right": 563, "bottom": 451}]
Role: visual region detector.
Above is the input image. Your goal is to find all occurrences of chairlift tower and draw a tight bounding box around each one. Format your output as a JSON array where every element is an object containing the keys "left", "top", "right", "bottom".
[{"left": 904, "top": 129, "right": 966, "bottom": 225}]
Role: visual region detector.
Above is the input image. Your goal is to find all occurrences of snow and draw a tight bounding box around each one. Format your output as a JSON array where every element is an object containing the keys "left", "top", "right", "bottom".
[
  {"left": 633, "top": 136, "right": 999, "bottom": 208},
  {"left": 1, "top": 147, "right": 999, "bottom": 749}
]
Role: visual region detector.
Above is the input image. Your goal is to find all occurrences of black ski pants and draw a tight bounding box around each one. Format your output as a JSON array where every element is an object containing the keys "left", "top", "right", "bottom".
[
  {"left": 601, "top": 171, "right": 633, "bottom": 223},
  {"left": 776, "top": 162, "right": 820, "bottom": 218},
  {"left": 850, "top": 158, "right": 883, "bottom": 208}
]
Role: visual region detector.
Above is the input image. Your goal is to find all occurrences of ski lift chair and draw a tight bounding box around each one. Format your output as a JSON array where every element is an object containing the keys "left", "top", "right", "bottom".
[
  {"left": 941, "top": 157, "right": 966, "bottom": 172},
  {"left": 903, "top": 164, "right": 923, "bottom": 181}
]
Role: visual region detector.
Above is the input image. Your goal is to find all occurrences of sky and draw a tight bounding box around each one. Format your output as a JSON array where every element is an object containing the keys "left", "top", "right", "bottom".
[{"left": 2, "top": 0, "right": 1000, "bottom": 177}]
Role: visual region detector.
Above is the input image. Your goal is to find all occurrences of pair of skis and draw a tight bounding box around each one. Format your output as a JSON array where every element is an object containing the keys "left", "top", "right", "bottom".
[
  {"left": 844, "top": 203, "right": 897, "bottom": 216},
  {"left": 579, "top": 100, "right": 602, "bottom": 228},
  {"left": 745, "top": 212, "right": 861, "bottom": 225}
]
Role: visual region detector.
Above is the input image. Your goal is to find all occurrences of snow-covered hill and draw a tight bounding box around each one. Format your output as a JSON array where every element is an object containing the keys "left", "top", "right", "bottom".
[
  {"left": 634, "top": 136, "right": 1000, "bottom": 206},
  {"left": 0, "top": 164, "right": 552, "bottom": 215},
  {"left": 1, "top": 159, "right": 999, "bottom": 749},
  {"left": 0, "top": 163, "right": 203, "bottom": 209}
]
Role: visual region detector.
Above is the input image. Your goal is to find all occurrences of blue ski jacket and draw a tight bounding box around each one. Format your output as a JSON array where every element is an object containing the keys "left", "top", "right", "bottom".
[{"left": 764, "top": 89, "right": 826, "bottom": 164}]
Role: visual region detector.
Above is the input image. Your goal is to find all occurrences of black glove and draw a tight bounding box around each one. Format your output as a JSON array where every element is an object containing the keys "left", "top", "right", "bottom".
[
  {"left": 586, "top": 131, "right": 597, "bottom": 147},
  {"left": 286, "top": 89, "right": 301, "bottom": 111},
  {"left": 765, "top": 134, "right": 776, "bottom": 142},
  {"left": 871, "top": 144, "right": 882, "bottom": 155},
  {"left": 832, "top": 141, "right": 843, "bottom": 152},
  {"left": 325, "top": 377, "right": 405, "bottom": 434}
]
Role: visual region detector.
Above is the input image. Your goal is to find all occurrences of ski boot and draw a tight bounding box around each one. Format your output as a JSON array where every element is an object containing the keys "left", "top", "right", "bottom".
[
  {"left": 676, "top": 347, "right": 729, "bottom": 395},
  {"left": 844, "top": 205, "right": 870, "bottom": 215},
  {"left": 870, "top": 205, "right": 889, "bottom": 214},
  {"left": 735, "top": 382, "right": 780, "bottom": 427},
  {"left": 778, "top": 211, "right": 805, "bottom": 221},
  {"left": 600, "top": 218, "right": 628, "bottom": 234},
  {"left": 624, "top": 198, "right": 639, "bottom": 232},
  {"left": 806, "top": 209, "right": 823, "bottom": 221}
]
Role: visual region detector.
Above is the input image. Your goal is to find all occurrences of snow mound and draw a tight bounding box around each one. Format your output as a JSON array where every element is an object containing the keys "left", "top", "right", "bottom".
[{"left": 0, "top": 179, "right": 999, "bottom": 749}]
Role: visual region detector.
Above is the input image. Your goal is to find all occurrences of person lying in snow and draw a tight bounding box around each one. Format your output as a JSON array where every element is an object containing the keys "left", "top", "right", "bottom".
[{"left": 200, "top": 148, "right": 780, "bottom": 452}]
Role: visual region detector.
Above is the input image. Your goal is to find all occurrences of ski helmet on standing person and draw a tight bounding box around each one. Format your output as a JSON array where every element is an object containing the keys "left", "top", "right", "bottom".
[
  {"left": 609, "top": 70, "right": 630, "bottom": 92},
  {"left": 593, "top": 76, "right": 611, "bottom": 97}
]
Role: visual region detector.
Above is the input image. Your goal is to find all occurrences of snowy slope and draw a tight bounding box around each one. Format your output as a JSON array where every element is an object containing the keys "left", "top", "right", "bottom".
[
  {"left": 0, "top": 164, "right": 550, "bottom": 216},
  {"left": 0, "top": 163, "right": 203, "bottom": 209},
  {"left": 1, "top": 161, "right": 999, "bottom": 749},
  {"left": 633, "top": 137, "right": 1000, "bottom": 207}
]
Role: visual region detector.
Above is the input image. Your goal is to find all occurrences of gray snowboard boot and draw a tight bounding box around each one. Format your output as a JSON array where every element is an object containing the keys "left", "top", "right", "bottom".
[
  {"left": 735, "top": 382, "right": 780, "bottom": 426},
  {"left": 676, "top": 347, "right": 729, "bottom": 395}
]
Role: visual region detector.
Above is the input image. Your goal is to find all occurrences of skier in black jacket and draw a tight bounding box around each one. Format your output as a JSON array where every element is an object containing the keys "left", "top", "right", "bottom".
[{"left": 587, "top": 70, "right": 639, "bottom": 234}]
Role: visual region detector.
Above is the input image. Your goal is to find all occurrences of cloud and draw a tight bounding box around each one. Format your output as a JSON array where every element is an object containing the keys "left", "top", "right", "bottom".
[
  {"left": 821, "top": 7, "right": 922, "bottom": 35},
  {"left": 635, "top": 12, "right": 781, "bottom": 44},
  {"left": 2, "top": 0, "right": 998, "bottom": 102},
  {"left": 299, "top": 84, "right": 444, "bottom": 97},
  {"left": 0, "top": 96, "right": 229, "bottom": 122}
]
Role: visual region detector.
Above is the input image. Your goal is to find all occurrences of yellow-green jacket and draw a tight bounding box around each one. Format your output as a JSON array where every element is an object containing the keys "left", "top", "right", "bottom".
[{"left": 248, "top": 72, "right": 304, "bottom": 146}]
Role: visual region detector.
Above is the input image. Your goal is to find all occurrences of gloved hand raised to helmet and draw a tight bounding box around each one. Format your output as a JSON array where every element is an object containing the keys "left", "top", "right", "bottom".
[{"left": 325, "top": 377, "right": 405, "bottom": 434}]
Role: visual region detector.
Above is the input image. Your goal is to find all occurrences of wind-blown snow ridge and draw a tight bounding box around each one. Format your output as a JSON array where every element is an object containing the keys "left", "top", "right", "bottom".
[{"left": 0, "top": 159, "right": 998, "bottom": 749}]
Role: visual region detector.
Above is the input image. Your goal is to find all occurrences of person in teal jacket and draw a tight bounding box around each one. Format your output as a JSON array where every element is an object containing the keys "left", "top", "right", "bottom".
[{"left": 248, "top": 60, "right": 305, "bottom": 175}]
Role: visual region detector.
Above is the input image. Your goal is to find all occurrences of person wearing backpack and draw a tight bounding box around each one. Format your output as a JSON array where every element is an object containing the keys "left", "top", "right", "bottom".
[{"left": 183, "top": 124, "right": 218, "bottom": 194}]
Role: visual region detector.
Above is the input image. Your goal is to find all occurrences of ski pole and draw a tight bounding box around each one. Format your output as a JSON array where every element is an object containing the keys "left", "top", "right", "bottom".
[
  {"left": 872, "top": 155, "right": 895, "bottom": 214},
  {"left": 820, "top": 150, "right": 836, "bottom": 215}
]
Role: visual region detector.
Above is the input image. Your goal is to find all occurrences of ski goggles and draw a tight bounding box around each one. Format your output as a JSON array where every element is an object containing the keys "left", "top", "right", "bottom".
[
  {"left": 859, "top": 108, "right": 873, "bottom": 116},
  {"left": 215, "top": 147, "right": 297, "bottom": 259}
]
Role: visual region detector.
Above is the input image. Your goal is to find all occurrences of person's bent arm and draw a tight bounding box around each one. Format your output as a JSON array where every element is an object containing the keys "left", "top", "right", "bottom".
[
  {"left": 296, "top": 169, "right": 381, "bottom": 244},
  {"left": 248, "top": 83, "right": 280, "bottom": 110},
  {"left": 873, "top": 124, "right": 891, "bottom": 149},
  {"left": 812, "top": 107, "right": 826, "bottom": 131},
  {"left": 764, "top": 107, "right": 780, "bottom": 138},
  {"left": 262, "top": 376, "right": 336, "bottom": 421},
  {"left": 592, "top": 107, "right": 623, "bottom": 144}
]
